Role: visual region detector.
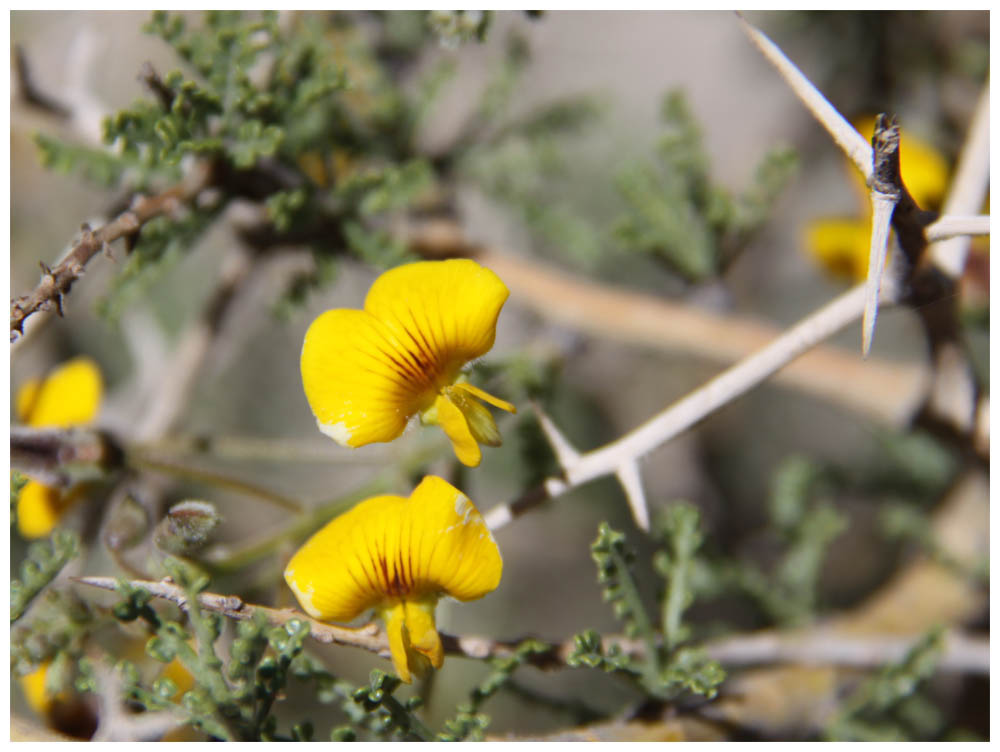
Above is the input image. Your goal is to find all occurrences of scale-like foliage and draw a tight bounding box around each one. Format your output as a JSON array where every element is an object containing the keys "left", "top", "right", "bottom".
[{"left": 11, "top": 530, "right": 79, "bottom": 623}]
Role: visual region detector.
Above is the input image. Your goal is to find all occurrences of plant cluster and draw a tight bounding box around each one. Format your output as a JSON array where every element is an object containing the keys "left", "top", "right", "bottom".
[{"left": 10, "top": 9, "right": 987, "bottom": 742}]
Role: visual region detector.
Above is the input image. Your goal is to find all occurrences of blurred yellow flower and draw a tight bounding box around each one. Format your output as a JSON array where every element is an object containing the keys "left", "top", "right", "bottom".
[
  {"left": 301, "top": 259, "right": 516, "bottom": 467},
  {"left": 805, "top": 118, "right": 950, "bottom": 282},
  {"left": 15, "top": 357, "right": 103, "bottom": 539},
  {"left": 21, "top": 661, "right": 57, "bottom": 716},
  {"left": 284, "top": 475, "right": 502, "bottom": 683},
  {"left": 161, "top": 656, "right": 196, "bottom": 700}
]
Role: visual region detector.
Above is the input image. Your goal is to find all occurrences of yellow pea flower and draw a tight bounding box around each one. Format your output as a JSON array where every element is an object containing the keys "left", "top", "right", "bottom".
[
  {"left": 284, "top": 475, "right": 502, "bottom": 683},
  {"left": 300, "top": 259, "right": 516, "bottom": 467},
  {"left": 14, "top": 357, "right": 103, "bottom": 539},
  {"left": 805, "top": 118, "right": 950, "bottom": 282}
]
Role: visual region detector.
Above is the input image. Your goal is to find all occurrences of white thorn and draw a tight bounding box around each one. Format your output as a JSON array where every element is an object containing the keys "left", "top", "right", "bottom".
[
  {"left": 925, "top": 214, "right": 991, "bottom": 242},
  {"left": 861, "top": 191, "right": 899, "bottom": 358},
  {"left": 736, "top": 12, "right": 872, "bottom": 181},
  {"left": 616, "top": 459, "right": 649, "bottom": 532},
  {"left": 531, "top": 401, "right": 580, "bottom": 469}
]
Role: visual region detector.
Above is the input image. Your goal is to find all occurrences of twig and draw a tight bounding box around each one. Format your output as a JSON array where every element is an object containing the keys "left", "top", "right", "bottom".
[
  {"left": 10, "top": 425, "right": 123, "bottom": 488},
  {"left": 13, "top": 44, "right": 72, "bottom": 119},
  {"left": 702, "top": 629, "right": 988, "bottom": 675},
  {"left": 136, "top": 434, "right": 395, "bottom": 464},
  {"left": 484, "top": 280, "right": 893, "bottom": 530},
  {"left": 925, "top": 215, "right": 990, "bottom": 242},
  {"left": 929, "top": 80, "right": 990, "bottom": 278},
  {"left": 75, "top": 576, "right": 396, "bottom": 661},
  {"left": 90, "top": 656, "right": 185, "bottom": 742},
  {"left": 10, "top": 164, "right": 212, "bottom": 341},
  {"left": 138, "top": 61, "right": 176, "bottom": 112},
  {"left": 72, "top": 576, "right": 988, "bottom": 675},
  {"left": 129, "top": 454, "right": 303, "bottom": 513}
]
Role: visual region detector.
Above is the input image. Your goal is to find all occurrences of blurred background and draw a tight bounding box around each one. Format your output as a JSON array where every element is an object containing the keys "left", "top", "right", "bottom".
[{"left": 10, "top": 10, "right": 989, "bottom": 740}]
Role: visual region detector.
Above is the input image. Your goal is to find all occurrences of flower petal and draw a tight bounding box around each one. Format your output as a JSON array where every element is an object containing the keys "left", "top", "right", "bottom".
[
  {"left": 301, "top": 309, "right": 429, "bottom": 447},
  {"left": 21, "top": 661, "right": 54, "bottom": 716},
  {"left": 15, "top": 379, "right": 41, "bottom": 424},
  {"left": 17, "top": 480, "right": 64, "bottom": 539},
  {"left": 381, "top": 601, "right": 413, "bottom": 683},
  {"left": 407, "top": 476, "right": 502, "bottom": 602},
  {"left": 404, "top": 599, "right": 443, "bottom": 669},
  {"left": 432, "top": 392, "right": 483, "bottom": 467},
  {"left": 364, "top": 259, "right": 509, "bottom": 367},
  {"left": 444, "top": 385, "right": 501, "bottom": 448},
  {"left": 283, "top": 476, "right": 501, "bottom": 623},
  {"left": 284, "top": 492, "right": 411, "bottom": 622},
  {"left": 300, "top": 260, "right": 511, "bottom": 453},
  {"left": 17, "top": 357, "right": 102, "bottom": 428}
]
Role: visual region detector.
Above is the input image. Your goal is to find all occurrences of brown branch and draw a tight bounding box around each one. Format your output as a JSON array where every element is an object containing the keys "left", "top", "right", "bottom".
[
  {"left": 10, "top": 164, "right": 212, "bottom": 342},
  {"left": 138, "top": 61, "right": 176, "bottom": 113},
  {"left": 72, "top": 575, "right": 987, "bottom": 675},
  {"left": 10, "top": 425, "right": 124, "bottom": 488}
]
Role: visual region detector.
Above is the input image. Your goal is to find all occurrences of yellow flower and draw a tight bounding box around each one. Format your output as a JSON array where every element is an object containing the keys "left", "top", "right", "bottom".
[
  {"left": 161, "top": 655, "right": 196, "bottom": 700},
  {"left": 14, "top": 357, "right": 103, "bottom": 539},
  {"left": 300, "top": 259, "right": 516, "bottom": 467},
  {"left": 21, "top": 661, "right": 57, "bottom": 716},
  {"left": 284, "top": 475, "right": 502, "bottom": 683},
  {"left": 805, "top": 118, "right": 950, "bottom": 282}
]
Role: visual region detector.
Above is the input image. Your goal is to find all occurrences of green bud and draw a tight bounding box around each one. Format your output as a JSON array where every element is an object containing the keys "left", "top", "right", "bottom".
[
  {"left": 331, "top": 726, "right": 357, "bottom": 742},
  {"left": 153, "top": 677, "right": 178, "bottom": 699},
  {"left": 153, "top": 500, "right": 222, "bottom": 555},
  {"left": 146, "top": 636, "right": 176, "bottom": 663},
  {"left": 113, "top": 600, "right": 139, "bottom": 621}
]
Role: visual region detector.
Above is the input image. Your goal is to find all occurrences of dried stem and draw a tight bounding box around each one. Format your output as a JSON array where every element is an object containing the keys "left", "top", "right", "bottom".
[{"left": 10, "top": 164, "right": 212, "bottom": 341}]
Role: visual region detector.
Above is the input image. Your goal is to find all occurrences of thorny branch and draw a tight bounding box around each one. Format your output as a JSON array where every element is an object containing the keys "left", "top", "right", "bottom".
[
  {"left": 409, "top": 222, "right": 928, "bottom": 427},
  {"left": 736, "top": 14, "right": 989, "bottom": 359},
  {"left": 484, "top": 280, "right": 890, "bottom": 531},
  {"left": 10, "top": 163, "right": 212, "bottom": 342},
  {"left": 73, "top": 576, "right": 988, "bottom": 675},
  {"left": 481, "top": 14, "right": 987, "bottom": 529}
]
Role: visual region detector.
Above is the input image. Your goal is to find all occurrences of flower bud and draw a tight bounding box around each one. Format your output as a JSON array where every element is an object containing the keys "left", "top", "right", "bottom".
[{"left": 153, "top": 500, "right": 222, "bottom": 556}]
